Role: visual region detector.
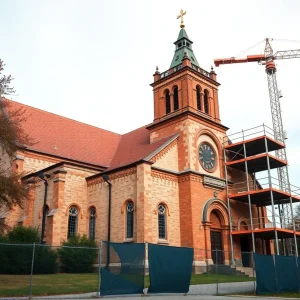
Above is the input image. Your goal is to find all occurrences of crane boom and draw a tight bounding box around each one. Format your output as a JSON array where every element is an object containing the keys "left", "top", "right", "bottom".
[
  {"left": 274, "top": 49, "right": 300, "bottom": 60},
  {"left": 214, "top": 50, "right": 300, "bottom": 66}
]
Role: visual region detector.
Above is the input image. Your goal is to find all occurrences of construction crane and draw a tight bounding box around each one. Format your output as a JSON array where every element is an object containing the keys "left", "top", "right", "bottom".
[{"left": 214, "top": 39, "right": 300, "bottom": 254}]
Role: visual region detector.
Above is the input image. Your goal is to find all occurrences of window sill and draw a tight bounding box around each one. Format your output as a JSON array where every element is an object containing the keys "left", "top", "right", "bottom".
[
  {"left": 123, "top": 238, "right": 134, "bottom": 243},
  {"left": 158, "top": 239, "right": 169, "bottom": 245}
]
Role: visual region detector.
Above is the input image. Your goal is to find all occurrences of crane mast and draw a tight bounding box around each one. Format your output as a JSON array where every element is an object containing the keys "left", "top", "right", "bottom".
[
  {"left": 214, "top": 39, "right": 300, "bottom": 255},
  {"left": 264, "top": 39, "right": 288, "bottom": 191}
]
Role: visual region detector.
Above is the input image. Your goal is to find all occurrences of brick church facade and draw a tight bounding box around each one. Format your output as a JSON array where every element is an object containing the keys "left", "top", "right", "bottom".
[{"left": 1, "top": 22, "right": 268, "bottom": 266}]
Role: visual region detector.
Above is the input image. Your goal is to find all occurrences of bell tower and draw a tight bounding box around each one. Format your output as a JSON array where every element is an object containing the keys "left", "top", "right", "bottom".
[{"left": 147, "top": 11, "right": 228, "bottom": 172}]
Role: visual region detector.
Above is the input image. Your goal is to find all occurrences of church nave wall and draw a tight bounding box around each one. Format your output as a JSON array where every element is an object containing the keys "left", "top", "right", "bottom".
[{"left": 150, "top": 171, "right": 180, "bottom": 246}]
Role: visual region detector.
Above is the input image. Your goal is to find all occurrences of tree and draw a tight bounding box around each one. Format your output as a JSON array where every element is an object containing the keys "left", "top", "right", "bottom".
[
  {"left": 0, "top": 59, "right": 32, "bottom": 232},
  {"left": 294, "top": 204, "right": 300, "bottom": 221}
]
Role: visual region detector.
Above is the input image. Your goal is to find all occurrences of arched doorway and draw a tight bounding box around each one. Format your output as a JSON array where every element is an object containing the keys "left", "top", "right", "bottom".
[{"left": 210, "top": 210, "right": 224, "bottom": 264}]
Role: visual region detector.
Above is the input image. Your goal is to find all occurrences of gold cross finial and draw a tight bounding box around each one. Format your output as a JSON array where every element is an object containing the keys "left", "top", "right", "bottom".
[{"left": 177, "top": 9, "right": 186, "bottom": 28}]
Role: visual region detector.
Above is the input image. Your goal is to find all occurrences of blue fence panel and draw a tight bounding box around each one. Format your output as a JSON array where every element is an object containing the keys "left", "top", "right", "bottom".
[
  {"left": 100, "top": 242, "right": 145, "bottom": 296},
  {"left": 254, "top": 253, "right": 277, "bottom": 294},
  {"left": 148, "top": 243, "right": 193, "bottom": 294},
  {"left": 275, "top": 255, "right": 299, "bottom": 293}
]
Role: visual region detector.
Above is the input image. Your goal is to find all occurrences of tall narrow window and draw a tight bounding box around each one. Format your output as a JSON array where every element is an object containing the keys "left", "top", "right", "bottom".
[
  {"left": 68, "top": 206, "right": 78, "bottom": 238},
  {"left": 196, "top": 86, "right": 201, "bottom": 110},
  {"left": 173, "top": 86, "right": 179, "bottom": 111},
  {"left": 89, "top": 208, "right": 96, "bottom": 240},
  {"left": 165, "top": 90, "right": 171, "bottom": 114},
  {"left": 158, "top": 204, "right": 167, "bottom": 239},
  {"left": 204, "top": 89, "right": 209, "bottom": 114},
  {"left": 126, "top": 202, "right": 134, "bottom": 238}
]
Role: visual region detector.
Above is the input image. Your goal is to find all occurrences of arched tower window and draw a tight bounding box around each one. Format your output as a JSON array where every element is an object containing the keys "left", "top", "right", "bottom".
[
  {"left": 165, "top": 90, "right": 171, "bottom": 114},
  {"left": 89, "top": 207, "right": 96, "bottom": 240},
  {"left": 68, "top": 206, "right": 78, "bottom": 238},
  {"left": 126, "top": 201, "right": 134, "bottom": 238},
  {"left": 196, "top": 85, "right": 201, "bottom": 110},
  {"left": 173, "top": 86, "right": 179, "bottom": 111},
  {"left": 158, "top": 204, "right": 167, "bottom": 239},
  {"left": 204, "top": 89, "right": 209, "bottom": 114}
]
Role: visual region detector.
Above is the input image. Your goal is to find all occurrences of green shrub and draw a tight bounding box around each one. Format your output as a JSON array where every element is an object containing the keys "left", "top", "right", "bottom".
[
  {"left": 58, "top": 234, "right": 98, "bottom": 273},
  {"left": 6, "top": 226, "right": 39, "bottom": 243},
  {"left": 0, "top": 226, "right": 57, "bottom": 274}
]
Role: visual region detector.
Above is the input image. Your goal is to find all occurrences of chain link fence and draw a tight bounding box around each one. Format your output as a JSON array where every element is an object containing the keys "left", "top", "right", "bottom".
[{"left": 0, "top": 242, "right": 260, "bottom": 298}]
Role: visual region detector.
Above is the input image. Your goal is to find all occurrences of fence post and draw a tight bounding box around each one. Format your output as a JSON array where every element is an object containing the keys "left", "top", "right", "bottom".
[
  {"left": 216, "top": 250, "right": 219, "bottom": 295},
  {"left": 97, "top": 240, "right": 102, "bottom": 297},
  {"left": 28, "top": 243, "right": 36, "bottom": 299},
  {"left": 144, "top": 242, "right": 148, "bottom": 296}
]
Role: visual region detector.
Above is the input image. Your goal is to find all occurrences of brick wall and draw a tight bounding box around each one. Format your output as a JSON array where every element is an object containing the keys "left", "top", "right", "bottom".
[
  {"left": 151, "top": 170, "right": 180, "bottom": 246},
  {"left": 152, "top": 141, "right": 179, "bottom": 172},
  {"left": 87, "top": 168, "right": 137, "bottom": 244}
]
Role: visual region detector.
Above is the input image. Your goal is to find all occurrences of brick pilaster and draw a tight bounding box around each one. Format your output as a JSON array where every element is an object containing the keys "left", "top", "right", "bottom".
[{"left": 136, "top": 162, "right": 152, "bottom": 243}]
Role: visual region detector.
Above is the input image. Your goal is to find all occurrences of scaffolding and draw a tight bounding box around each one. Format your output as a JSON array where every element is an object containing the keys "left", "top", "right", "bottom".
[{"left": 223, "top": 124, "right": 300, "bottom": 263}]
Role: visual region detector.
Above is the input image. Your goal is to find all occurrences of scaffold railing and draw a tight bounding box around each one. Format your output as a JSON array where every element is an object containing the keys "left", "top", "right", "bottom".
[
  {"left": 231, "top": 216, "right": 297, "bottom": 232},
  {"left": 228, "top": 177, "right": 300, "bottom": 197},
  {"left": 223, "top": 124, "right": 276, "bottom": 145}
]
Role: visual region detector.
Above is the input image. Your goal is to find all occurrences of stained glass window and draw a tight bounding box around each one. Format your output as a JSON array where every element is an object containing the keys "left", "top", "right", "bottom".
[
  {"left": 158, "top": 204, "right": 166, "bottom": 239},
  {"left": 68, "top": 206, "right": 78, "bottom": 238},
  {"left": 126, "top": 202, "right": 134, "bottom": 239},
  {"left": 89, "top": 208, "right": 96, "bottom": 240}
]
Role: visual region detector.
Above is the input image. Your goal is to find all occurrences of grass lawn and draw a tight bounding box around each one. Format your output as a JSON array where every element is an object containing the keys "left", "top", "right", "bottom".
[{"left": 0, "top": 273, "right": 254, "bottom": 297}]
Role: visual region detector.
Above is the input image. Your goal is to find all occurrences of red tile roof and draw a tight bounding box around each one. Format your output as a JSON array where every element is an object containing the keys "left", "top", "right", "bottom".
[
  {"left": 5, "top": 99, "right": 121, "bottom": 167},
  {"left": 108, "top": 126, "right": 176, "bottom": 170},
  {"left": 4, "top": 99, "right": 177, "bottom": 170}
]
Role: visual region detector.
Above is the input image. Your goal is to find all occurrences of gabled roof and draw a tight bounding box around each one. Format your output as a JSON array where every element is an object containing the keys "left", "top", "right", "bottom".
[
  {"left": 108, "top": 126, "right": 178, "bottom": 171},
  {"left": 4, "top": 99, "right": 121, "bottom": 167},
  {"left": 4, "top": 99, "right": 178, "bottom": 171}
]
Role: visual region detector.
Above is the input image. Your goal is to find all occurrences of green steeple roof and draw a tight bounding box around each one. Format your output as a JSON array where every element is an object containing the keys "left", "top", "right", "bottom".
[{"left": 170, "top": 28, "right": 200, "bottom": 69}]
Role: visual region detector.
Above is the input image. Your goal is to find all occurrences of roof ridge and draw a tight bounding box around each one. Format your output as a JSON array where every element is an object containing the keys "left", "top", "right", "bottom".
[{"left": 4, "top": 98, "right": 121, "bottom": 137}]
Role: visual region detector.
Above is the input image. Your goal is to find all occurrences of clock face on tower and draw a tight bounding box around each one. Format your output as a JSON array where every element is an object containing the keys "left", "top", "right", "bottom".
[{"left": 199, "top": 142, "right": 217, "bottom": 171}]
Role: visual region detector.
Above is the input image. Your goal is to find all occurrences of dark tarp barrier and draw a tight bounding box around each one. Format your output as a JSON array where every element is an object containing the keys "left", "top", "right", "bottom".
[
  {"left": 297, "top": 257, "right": 300, "bottom": 291},
  {"left": 254, "top": 253, "right": 277, "bottom": 294},
  {"left": 275, "top": 255, "right": 299, "bottom": 293},
  {"left": 100, "top": 242, "right": 145, "bottom": 296},
  {"left": 147, "top": 243, "right": 193, "bottom": 294}
]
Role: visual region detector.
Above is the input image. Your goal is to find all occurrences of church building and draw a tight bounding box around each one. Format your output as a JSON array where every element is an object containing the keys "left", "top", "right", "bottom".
[{"left": 2, "top": 14, "right": 274, "bottom": 268}]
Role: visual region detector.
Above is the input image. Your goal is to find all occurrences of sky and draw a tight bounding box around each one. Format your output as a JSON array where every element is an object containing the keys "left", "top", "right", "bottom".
[{"left": 1, "top": 0, "right": 300, "bottom": 188}]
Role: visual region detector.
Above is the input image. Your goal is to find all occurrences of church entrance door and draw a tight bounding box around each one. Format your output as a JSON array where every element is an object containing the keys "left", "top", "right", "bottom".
[{"left": 210, "top": 230, "right": 224, "bottom": 264}]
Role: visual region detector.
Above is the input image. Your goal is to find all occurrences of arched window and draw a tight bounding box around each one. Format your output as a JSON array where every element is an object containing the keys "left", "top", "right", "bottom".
[
  {"left": 204, "top": 90, "right": 209, "bottom": 114},
  {"left": 165, "top": 90, "right": 171, "bottom": 114},
  {"left": 158, "top": 204, "right": 167, "bottom": 239},
  {"left": 126, "top": 201, "right": 134, "bottom": 238},
  {"left": 173, "top": 86, "right": 179, "bottom": 111},
  {"left": 89, "top": 208, "right": 96, "bottom": 240},
  {"left": 68, "top": 206, "right": 78, "bottom": 238},
  {"left": 196, "top": 85, "right": 201, "bottom": 110}
]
